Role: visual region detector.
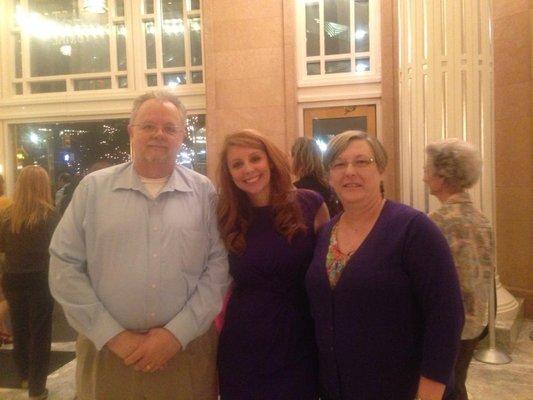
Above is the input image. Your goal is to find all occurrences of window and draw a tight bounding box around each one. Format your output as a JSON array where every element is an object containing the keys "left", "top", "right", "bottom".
[
  {"left": 13, "top": 114, "right": 207, "bottom": 179},
  {"left": 7, "top": 0, "right": 205, "bottom": 96},
  {"left": 141, "top": 0, "right": 204, "bottom": 87},
  {"left": 298, "top": 0, "right": 379, "bottom": 84},
  {"left": 11, "top": 0, "right": 127, "bottom": 94}
]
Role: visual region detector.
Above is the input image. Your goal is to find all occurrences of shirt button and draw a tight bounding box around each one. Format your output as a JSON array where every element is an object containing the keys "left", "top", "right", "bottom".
[
  {"left": 150, "top": 312, "right": 155, "bottom": 317},
  {"left": 153, "top": 253, "right": 158, "bottom": 258},
  {"left": 153, "top": 227, "right": 158, "bottom": 231},
  {"left": 151, "top": 284, "right": 156, "bottom": 289}
]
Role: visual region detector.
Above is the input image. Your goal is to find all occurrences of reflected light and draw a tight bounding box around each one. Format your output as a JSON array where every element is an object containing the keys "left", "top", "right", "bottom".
[
  {"left": 355, "top": 29, "right": 367, "bottom": 40},
  {"left": 29, "top": 132, "right": 40, "bottom": 144},
  {"left": 64, "top": 154, "right": 70, "bottom": 162},
  {"left": 83, "top": 0, "right": 107, "bottom": 14},
  {"left": 60, "top": 45, "right": 72, "bottom": 56},
  {"left": 315, "top": 139, "right": 327, "bottom": 153},
  {"left": 163, "top": 19, "right": 185, "bottom": 35},
  {"left": 0, "top": 164, "right": 3, "bottom": 174},
  {"left": 355, "top": 62, "right": 369, "bottom": 72},
  {"left": 15, "top": 6, "right": 108, "bottom": 40}
]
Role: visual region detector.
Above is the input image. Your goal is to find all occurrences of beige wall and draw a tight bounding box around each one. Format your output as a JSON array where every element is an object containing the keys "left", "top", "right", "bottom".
[
  {"left": 493, "top": 0, "right": 533, "bottom": 317},
  {"left": 202, "top": 0, "right": 399, "bottom": 199},
  {"left": 203, "top": 0, "right": 296, "bottom": 181}
]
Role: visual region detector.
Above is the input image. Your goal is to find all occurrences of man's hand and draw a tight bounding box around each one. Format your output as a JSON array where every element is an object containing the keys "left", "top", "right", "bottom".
[
  {"left": 106, "top": 330, "right": 146, "bottom": 360},
  {"left": 123, "top": 328, "right": 182, "bottom": 372}
]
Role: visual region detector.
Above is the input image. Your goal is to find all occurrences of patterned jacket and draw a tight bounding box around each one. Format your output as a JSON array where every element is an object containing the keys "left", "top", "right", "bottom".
[{"left": 429, "top": 192, "right": 493, "bottom": 339}]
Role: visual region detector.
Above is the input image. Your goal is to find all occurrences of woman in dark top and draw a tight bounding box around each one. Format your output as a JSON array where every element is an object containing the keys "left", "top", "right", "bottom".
[
  {"left": 216, "top": 129, "right": 329, "bottom": 399},
  {"left": 0, "top": 166, "right": 58, "bottom": 400},
  {"left": 305, "top": 131, "right": 464, "bottom": 400},
  {"left": 291, "top": 137, "right": 340, "bottom": 216}
]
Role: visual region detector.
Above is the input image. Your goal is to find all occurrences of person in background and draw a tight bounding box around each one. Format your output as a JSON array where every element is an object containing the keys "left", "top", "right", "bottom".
[
  {"left": 305, "top": 130, "right": 464, "bottom": 400},
  {"left": 0, "top": 166, "right": 58, "bottom": 400},
  {"left": 54, "top": 172, "right": 72, "bottom": 208},
  {"left": 424, "top": 139, "right": 493, "bottom": 400},
  {"left": 0, "top": 173, "right": 12, "bottom": 345},
  {"left": 49, "top": 90, "right": 230, "bottom": 400},
  {"left": 216, "top": 129, "right": 329, "bottom": 399},
  {"left": 291, "top": 137, "right": 339, "bottom": 216}
]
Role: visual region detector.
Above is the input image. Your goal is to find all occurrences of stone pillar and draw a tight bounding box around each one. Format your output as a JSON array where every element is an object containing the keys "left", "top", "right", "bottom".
[
  {"left": 397, "top": 0, "right": 518, "bottom": 319},
  {"left": 202, "top": 0, "right": 297, "bottom": 181}
]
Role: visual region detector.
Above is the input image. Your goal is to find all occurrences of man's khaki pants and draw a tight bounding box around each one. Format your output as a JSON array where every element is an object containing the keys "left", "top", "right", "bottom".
[{"left": 75, "top": 325, "right": 218, "bottom": 400}]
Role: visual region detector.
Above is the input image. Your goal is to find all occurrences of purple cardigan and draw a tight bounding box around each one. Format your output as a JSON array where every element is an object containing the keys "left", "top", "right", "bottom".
[{"left": 305, "top": 201, "right": 464, "bottom": 400}]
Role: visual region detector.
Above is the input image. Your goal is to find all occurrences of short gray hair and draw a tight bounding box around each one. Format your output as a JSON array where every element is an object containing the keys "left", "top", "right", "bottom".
[
  {"left": 130, "top": 90, "right": 187, "bottom": 125},
  {"left": 425, "top": 139, "right": 482, "bottom": 190},
  {"left": 323, "top": 130, "right": 388, "bottom": 173}
]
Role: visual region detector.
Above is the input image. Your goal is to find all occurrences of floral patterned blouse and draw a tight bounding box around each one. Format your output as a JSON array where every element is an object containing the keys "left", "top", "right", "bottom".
[
  {"left": 429, "top": 192, "right": 493, "bottom": 339},
  {"left": 326, "top": 222, "right": 352, "bottom": 288}
]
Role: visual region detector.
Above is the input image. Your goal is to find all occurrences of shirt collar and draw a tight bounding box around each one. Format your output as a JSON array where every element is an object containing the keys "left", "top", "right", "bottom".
[
  {"left": 445, "top": 191, "right": 472, "bottom": 205},
  {"left": 112, "top": 162, "right": 193, "bottom": 194}
]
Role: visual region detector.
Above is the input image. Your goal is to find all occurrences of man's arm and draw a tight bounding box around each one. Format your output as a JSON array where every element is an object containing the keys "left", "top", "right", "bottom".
[
  {"left": 49, "top": 179, "right": 125, "bottom": 350},
  {"left": 163, "top": 183, "right": 231, "bottom": 348}
]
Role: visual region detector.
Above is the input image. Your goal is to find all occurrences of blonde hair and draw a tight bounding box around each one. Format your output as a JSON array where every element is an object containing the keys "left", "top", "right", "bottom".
[
  {"left": 8, "top": 166, "right": 54, "bottom": 234},
  {"left": 291, "top": 137, "right": 327, "bottom": 186}
]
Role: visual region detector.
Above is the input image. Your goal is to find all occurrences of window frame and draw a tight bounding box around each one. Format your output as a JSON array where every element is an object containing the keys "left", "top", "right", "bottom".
[{"left": 295, "top": 0, "right": 381, "bottom": 88}]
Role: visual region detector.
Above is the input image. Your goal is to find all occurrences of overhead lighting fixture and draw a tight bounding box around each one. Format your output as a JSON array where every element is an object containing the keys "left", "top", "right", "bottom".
[{"left": 83, "top": 0, "right": 107, "bottom": 14}]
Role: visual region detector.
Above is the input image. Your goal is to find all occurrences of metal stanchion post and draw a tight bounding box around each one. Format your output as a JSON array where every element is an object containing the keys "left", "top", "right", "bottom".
[{"left": 474, "top": 267, "right": 511, "bottom": 364}]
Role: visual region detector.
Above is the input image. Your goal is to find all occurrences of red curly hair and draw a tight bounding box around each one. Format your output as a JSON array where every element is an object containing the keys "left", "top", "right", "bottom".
[{"left": 216, "top": 129, "right": 306, "bottom": 254}]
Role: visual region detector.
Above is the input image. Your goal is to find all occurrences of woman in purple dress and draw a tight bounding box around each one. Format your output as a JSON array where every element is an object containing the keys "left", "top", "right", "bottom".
[
  {"left": 216, "top": 129, "right": 329, "bottom": 400},
  {"left": 305, "top": 131, "right": 464, "bottom": 400}
]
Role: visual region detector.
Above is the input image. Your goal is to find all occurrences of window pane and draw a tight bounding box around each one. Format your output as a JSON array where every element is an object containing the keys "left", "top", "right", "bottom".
[
  {"left": 307, "top": 62, "right": 320, "bottom": 75},
  {"left": 31, "top": 81, "right": 67, "bottom": 93},
  {"left": 117, "top": 76, "right": 128, "bottom": 88},
  {"left": 305, "top": 1, "right": 320, "bottom": 57},
  {"left": 181, "top": 114, "right": 206, "bottom": 175},
  {"left": 324, "top": 0, "right": 350, "bottom": 55},
  {"left": 162, "top": 0, "right": 183, "bottom": 19},
  {"left": 189, "top": 17, "right": 202, "bottom": 66},
  {"left": 14, "top": 120, "right": 130, "bottom": 178},
  {"left": 162, "top": 1, "right": 185, "bottom": 68},
  {"left": 164, "top": 72, "right": 186, "bottom": 86},
  {"left": 116, "top": 0, "right": 125, "bottom": 17},
  {"left": 325, "top": 59, "right": 351, "bottom": 74},
  {"left": 14, "top": 33, "right": 22, "bottom": 78},
  {"left": 144, "top": 0, "right": 154, "bottom": 14},
  {"left": 189, "top": 0, "right": 201, "bottom": 11},
  {"left": 116, "top": 24, "right": 127, "bottom": 71},
  {"left": 74, "top": 78, "right": 111, "bottom": 91},
  {"left": 144, "top": 21, "right": 156, "bottom": 69},
  {"left": 14, "top": 83, "right": 23, "bottom": 95},
  {"left": 146, "top": 73, "right": 158, "bottom": 86},
  {"left": 191, "top": 70, "right": 203, "bottom": 83},
  {"left": 355, "top": 57, "right": 370, "bottom": 72},
  {"left": 354, "top": 0, "right": 369, "bottom": 52},
  {"left": 26, "top": 0, "right": 111, "bottom": 77}
]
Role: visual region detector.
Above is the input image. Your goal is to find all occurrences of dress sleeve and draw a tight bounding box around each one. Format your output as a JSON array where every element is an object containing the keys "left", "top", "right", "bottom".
[
  {"left": 403, "top": 213, "right": 465, "bottom": 384},
  {"left": 296, "top": 188, "right": 324, "bottom": 217}
]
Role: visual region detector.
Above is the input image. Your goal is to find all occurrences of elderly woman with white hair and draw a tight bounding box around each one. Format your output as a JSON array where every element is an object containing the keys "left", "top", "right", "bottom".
[{"left": 424, "top": 139, "right": 493, "bottom": 400}]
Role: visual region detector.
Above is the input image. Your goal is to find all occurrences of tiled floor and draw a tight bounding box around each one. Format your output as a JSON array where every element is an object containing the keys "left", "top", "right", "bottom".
[{"left": 1, "top": 322, "right": 532, "bottom": 400}]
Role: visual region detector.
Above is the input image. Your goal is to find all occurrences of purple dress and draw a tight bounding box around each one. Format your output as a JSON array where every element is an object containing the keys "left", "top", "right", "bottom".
[{"left": 218, "top": 189, "right": 322, "bottom": 400}]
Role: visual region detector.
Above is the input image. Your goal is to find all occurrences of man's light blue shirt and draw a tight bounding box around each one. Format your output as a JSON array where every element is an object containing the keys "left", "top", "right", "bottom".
[{"left": 49, "top": 162, "right": 230, "bottom": 350}]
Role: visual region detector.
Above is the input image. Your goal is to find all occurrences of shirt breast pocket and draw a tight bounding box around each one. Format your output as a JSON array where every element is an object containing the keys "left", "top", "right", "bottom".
[{"left": 176, "top": 227, "right": 208, "bottom": 276}]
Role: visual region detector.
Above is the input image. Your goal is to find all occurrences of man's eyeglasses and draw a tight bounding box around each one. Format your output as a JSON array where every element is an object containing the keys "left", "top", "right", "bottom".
[
  {"left": 131, "top": 123, "right": 183, "bottom": 136},
  {"left": 330, "top": 157, "right": 375, "bottom": 172}
]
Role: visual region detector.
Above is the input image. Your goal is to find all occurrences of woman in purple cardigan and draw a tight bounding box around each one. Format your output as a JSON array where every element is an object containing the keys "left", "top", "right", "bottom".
[{"left": 305, "top": 131, "right": 464, "bottom": 400}]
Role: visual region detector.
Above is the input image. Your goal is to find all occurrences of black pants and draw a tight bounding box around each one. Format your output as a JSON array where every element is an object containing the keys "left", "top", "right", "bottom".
[
  {"left": 445, "top": 328, "right": 488, "bottom": 400},
  {"left": 1, "top": 271, "right": 54, "bottom": 397}
]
